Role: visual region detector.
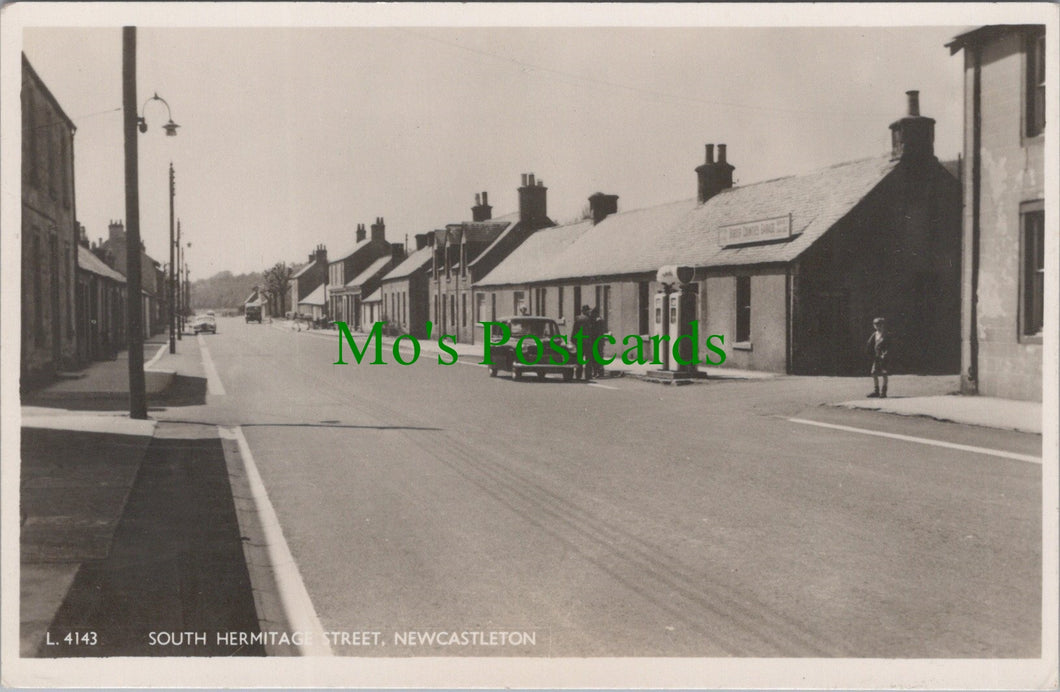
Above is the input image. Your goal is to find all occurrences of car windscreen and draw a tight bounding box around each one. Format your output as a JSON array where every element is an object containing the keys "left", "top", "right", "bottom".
[{"left": 508, "top": 320, "right": 556, "bottom": 338}]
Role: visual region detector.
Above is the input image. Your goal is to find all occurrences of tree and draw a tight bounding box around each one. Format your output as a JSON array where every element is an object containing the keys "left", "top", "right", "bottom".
[{"left": 262, "top": 262, "right": 293, "bottom": 317}]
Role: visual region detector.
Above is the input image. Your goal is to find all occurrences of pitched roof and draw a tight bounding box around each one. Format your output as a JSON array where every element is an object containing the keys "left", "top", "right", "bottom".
[
  {"left": 476, "top": 219, "right": 594, "bottom": 287},
  {"left": 344, "top": 255, "right": 392, "bottom": 289},
  {"left": 483, "top": 155, "right": 899, "bottom": 284},
  {"left": 298, "top": 283, "right": 326, "bottom": 306},
  {"left": 382, "top": 245, "right": 432, "bottom": 281},
  {"left": 78, "top": 246, "right": 125, "bottom": 282},
  {"left": 363, "top": 289, "right": 382, "bottom": 303},
  {"left": 290, "top": 261, "right": 312, "bottom": 278},
  {"left": 330, "top": 237, "right": 373, "bottom": 264}
]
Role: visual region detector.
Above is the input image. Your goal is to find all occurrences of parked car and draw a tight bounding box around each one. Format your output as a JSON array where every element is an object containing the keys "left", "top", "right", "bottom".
[
  {"left": 487, "top": 316, "right": 577, "bottom": 381},
  {"left": 245, "top": 305, "right": 262, "bottom": 323},
  {"left": 193, "top": 314, "right": 217, "bottom": 334}
]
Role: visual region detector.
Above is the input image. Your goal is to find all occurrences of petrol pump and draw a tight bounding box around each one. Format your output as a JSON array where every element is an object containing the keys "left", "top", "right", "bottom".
[{"left": 652, "top": 265, "right": 702, "bottom": 382}]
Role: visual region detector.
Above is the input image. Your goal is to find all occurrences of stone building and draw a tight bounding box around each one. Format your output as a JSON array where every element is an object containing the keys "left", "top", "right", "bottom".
[
  {"left": 378, "top": 235, "right": 433, "bottom": 338},
  {"left": 76, "top": 228, "right": 127, "bottom": 364},
  {"left": 21, "top": 55, "right": 79, "bottom": 389},
  {"left": 288, "top": 244, "right": 328, "bottom": 317},
  {"left": 93, "top": 220, "right": 165, "bottom": 339},
  {"left": 327, "top": 218, "right": 394, "bottom": 327},
  {"left": 948, "top": 25, "right": 1046, "bottom": 401},
  {"left": 477, "top": 92, "right": 963, "bottom": 376},
  {"left": 429, "top": 179, "right": 555, "bottom": 345}
]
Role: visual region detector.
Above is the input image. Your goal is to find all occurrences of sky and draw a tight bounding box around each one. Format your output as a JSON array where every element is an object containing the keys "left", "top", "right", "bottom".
[{"left": 21, "top": 24, "right": 967, "bottom": 278}]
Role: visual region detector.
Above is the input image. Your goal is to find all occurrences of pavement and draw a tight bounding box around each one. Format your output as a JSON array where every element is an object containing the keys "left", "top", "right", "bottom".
[
  {"left": 19, "top": 329, "right": 263, "bottom": 657},
  {"left": 836, "top": 394, "right": 1043, "bottom": 434}
]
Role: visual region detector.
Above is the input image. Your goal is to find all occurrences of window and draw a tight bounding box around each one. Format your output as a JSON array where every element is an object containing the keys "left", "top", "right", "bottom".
[
  {"left": 558, "top": 286, "right": 565, "bottom": 319},
  {"left": 1022, "top": 203, "right": 1044, "bottom": 337},
  {"left": 534, "top": 287, "right": 547, "bottom": 316},
  {"left": 449, "top": 294, "right": 455, "bottom": 325},
  {"left": 736, "top": 276, "right": 751, "bottom": 343},
  {"left": 491, "top": 292, "right": 496, "bottom": 321},
  {"left": 573, "top": 286, "right": 582, "bottom": 315},
  {"left": 461, "top": 293, "right": 466, "bottom": 327},
  {"left": 513, "top": 290, "right": 526, "bottom": 315},
  {"left": 638, "top": 282, "right": 650, "bottom": 335},
  {"left": 1026, "top": 30, "right": 1046, "bottom": 138}
]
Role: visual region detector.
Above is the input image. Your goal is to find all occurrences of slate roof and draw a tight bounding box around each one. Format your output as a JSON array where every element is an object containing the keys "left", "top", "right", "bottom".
[
  {"left": 330, "top": 238, "right": 374, "bottom": 264},
  {"left": 298, "top": 283, "right": 326, "bottom": 306},
  {"left": 78, "top": 246, "right": 125, "bottom": 283},
  {"left": 476, "top": 219, "right": 594, "bottom": 287},
  {"left": 345, "top": 255, "right": 393, "bottom": 290},
  {"left": 480, "top": 155, "right": 899, "bottom": 284},
  {"left": 382, "top": 246, "right": 432, "bottom": 282},
  {"left": 291, "top": 261, "right": 314, "bottom": 278}
]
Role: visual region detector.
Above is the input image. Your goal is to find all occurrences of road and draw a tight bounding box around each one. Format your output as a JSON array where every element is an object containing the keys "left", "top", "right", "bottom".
[{"left": 164, "top": 316, "right": 1041, "bottom": 658}]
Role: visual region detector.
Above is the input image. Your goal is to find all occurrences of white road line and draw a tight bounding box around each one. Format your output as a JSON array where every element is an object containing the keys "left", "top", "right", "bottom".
[
  {"left": 219, "top": 426, "right": 333, "bottom": 656},
  {"left": 789, "top": 418, "right": 1042, "bottom": 464},
  {"left": 144, "top": 343, "right": 166, "bottom": 370},
  {"left": 197, "top": 334, "right": 227, "bottom": 395}
]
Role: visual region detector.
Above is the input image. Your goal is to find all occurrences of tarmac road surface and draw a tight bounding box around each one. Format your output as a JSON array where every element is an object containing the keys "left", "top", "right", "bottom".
[{"left": 165, "top": 316, "right": 1041, "bottom": 657}]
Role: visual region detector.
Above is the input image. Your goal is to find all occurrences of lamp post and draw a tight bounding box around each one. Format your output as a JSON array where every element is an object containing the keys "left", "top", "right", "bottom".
[{"left": 122, "top": 26, "right": 179, "bottom": 419}]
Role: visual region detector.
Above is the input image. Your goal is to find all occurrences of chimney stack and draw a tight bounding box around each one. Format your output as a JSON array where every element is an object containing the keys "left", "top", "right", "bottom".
[
  {"left": 391, "top": 242, "right": 406, "bottom": 263},
  {"left": 890, "top": 90, "right": 935, "bottom": 161},
  {"left": 588, "top": 192, "right": 619, "bottom": 224},
  {"left": 371, "top": 217, "right": 386, "bottom": 242},
  {"left": 518, "top": 172, "right": 548, "bottom": 224},
  {"left": 695, "top": 143, "right": 735, "bottom": 204},
  {"left": 108, "top": 219, "right": 125, "bottom": 243},
  {"left": 415, "top": 233, "right": 430, "bottom": 250},
  {"left": 314, "top": 244, "right": 327, "bottom": 265},
  {"left": 471, "top": 190, "right": 493, "bottom": 221},
  {"left": 356, "top": 223, "right": 366, "bottom": 242}
]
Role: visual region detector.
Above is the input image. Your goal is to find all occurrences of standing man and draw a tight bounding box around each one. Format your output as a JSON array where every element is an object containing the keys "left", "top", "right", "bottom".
[
  {"left": 589, "top": 306, "right": 606, "bottom": 378},
  {"left": 571, "top": 304, "right": 593, "bottom": 381},
  {"left": 866, "top": 317, "right": 890, "bottom": 398}
]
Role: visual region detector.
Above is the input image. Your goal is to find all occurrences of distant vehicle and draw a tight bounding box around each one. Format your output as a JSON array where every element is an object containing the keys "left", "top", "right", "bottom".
[
  {"left": 487, "top": 316, "right": 577, "bottom": 382},
  {"left": 245, "top": 305, "right": 263, "bottom": 323},
  {"left": 193, "top": 314, "right": 217, "bottom": 334}
]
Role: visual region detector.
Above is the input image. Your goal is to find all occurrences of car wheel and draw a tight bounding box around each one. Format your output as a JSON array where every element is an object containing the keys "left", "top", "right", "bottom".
[
  {"left": 563, "top": 370, "right": 573, "bottom": 382},
  {"left": 536, "top": 372, "right": 546, "bottom": 380},
  {"left": 489, "top": 367, "right": 497, "bottom": 377},
  {"left": 513, "top": 368, "right": 522, "bottom": 380}
]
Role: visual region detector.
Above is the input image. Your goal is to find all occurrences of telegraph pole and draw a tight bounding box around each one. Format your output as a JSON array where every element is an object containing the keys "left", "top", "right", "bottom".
[
  {"left": 168, "top": 162, "right": 176, "bottom": 354},
  {"left": 123, "top": 27, "right": 147, "bottom": 419},
  {"left": 176, "top": 219, "right": 183, "bottom": 340}
]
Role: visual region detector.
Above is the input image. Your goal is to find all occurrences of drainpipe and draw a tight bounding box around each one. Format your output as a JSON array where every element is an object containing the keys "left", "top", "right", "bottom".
[{"left": 968, "top": 44, "right": 982, "bottom": 391}]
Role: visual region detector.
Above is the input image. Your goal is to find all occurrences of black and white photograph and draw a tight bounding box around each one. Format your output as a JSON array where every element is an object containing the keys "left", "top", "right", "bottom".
[{"left": 2, "top": 2, "right": 1057, "bottom": 689}]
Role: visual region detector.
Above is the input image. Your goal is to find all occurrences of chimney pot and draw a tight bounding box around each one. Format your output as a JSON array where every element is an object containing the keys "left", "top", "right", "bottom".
[
  {"left": 718, "top": 144, "right": 727, "bottom": 164},
  {"left": 475, "top": 193, "right": 481, "bottom": 206},
  {"left": 706, "top": 144, "right": 714, "bottom": 164},
  {"left": 522, "top": 174, "right": 528, "bottom": 187},
  {"left": 528, "top": 173, "right": 536, "bottom": 187},
  {"left": 907, "top": 90, "right": 920, "bottom": 117},
  {"left": 482, "top": 191, "right": 488, "bottom": 205}
]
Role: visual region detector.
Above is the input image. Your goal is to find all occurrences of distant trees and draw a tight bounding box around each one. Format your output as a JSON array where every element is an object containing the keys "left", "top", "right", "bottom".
[
  {"left": 189, "top": 270, "right": 263, "bottom": 311},
  {"left": 262, "top": 262, "right": 294, "bottom": 318}
]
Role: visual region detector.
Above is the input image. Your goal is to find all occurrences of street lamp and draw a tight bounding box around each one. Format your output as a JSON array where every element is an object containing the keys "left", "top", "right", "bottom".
[
  {"left": 138, "top": 93, "right": 180, "bottom": 136},
  {"left": 122, "top": 27, "right": 179, "bottom": 418}
]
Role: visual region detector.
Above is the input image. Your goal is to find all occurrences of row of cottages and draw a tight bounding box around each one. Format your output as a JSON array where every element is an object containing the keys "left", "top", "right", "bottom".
[
  {"left": 327, "top": 218, "right": 405, "bottom": 330},
  {"left": 93, "top": 220, "right": 167, "bottom": 339},
  {"left": 476, "top": 92, "right": 963, "bottom": 376},
  {"left": 378, "top": 236, "right": 433, "bottom": 338},
  {"left": 76, "top": 227, "right": 128, "bottom": 363},
  {"left": 429, "top": 180, "right": 556, "bottom": 345},
  {"left": 948, "top": 25, "right": 1046, "bottom": 401},
  {"left": 21, "top": 55, "right": 163, "bottom": 390}
]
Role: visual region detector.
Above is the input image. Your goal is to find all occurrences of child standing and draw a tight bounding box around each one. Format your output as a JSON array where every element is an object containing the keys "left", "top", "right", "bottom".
[{"left": 866, "top": 317, "right": 890, "bottom": 398}]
